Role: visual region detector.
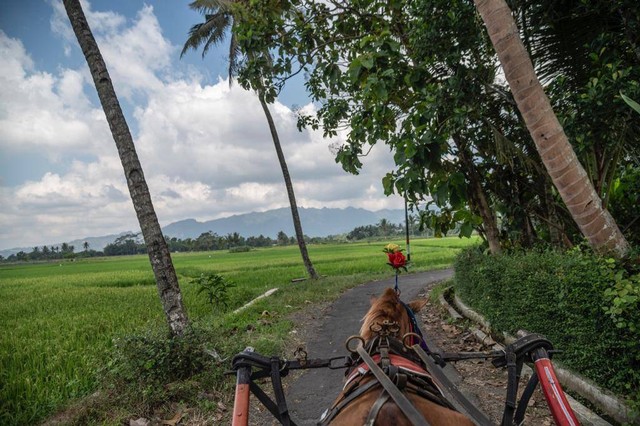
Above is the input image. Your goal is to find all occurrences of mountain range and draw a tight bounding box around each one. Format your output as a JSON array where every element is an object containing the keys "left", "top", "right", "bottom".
[{"left": 0, "top": 207, "right": 406, "bottom": 257}]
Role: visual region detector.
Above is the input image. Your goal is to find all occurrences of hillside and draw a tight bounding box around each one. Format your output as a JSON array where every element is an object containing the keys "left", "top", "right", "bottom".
[
  {"left": 162, "top": 207, "right": 405, "bottom": 240},
  {"left": 0, "top": 207, "right": 406, "bottom": 256}
]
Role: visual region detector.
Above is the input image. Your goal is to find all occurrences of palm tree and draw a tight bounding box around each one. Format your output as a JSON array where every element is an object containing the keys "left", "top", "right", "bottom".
[
  {"left": 182, "top": 0, "right": 319, "bottom": 279},
  {"left": 63, "top": 0, "right": 189, "bottom": 335},
  {"left": 473, "top": 0, "right": 630, "bottom": 257}
]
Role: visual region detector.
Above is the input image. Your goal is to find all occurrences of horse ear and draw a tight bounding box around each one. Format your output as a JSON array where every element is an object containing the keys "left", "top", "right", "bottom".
[{"left": 407, "top": 296, "right": 429, "bottom": 313}]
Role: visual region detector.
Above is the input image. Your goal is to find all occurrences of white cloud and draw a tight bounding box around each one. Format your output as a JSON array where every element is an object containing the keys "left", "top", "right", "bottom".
[
  {"left": 0, "top": 32, "right": 110, "bottom": 158},
  {"left": 51, "top": 1, "right": 173, "bottom": 97},
  {"left": 0, "top": 4, "right": 403, "bottom": 250},
  {"left": 51, "top": 0, "right": 128, "bottom": 52},
  {"left": 0, "top": 158, "right": 135, "bottom": 248}
]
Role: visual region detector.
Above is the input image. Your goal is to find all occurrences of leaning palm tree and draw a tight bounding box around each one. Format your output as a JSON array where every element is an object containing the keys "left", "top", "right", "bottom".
[
  {"left": 473, "top": 0, "right": 630, "bottom": 257},
  {"left": 182, "top": 0, "right": 319, "bottom": 279},
  {"left": 63, "top": 0, "right": 189, "bottom": 335}
]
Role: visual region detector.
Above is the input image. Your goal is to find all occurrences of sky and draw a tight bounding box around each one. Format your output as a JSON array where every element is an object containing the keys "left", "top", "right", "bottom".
[{"left": 0, "top": 0, "right": 404, "bottom": 251}]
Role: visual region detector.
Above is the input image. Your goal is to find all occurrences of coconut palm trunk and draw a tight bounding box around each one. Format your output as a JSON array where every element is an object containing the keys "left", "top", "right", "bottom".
[
  {"left": 182, "top": 0, "right": 319, "bottom": 279},
  {"left": 259, "top": 95, "right": 319, "bottom": 279},
  {"left": 63, "top": 0, "right": 189, "bottom": 335},
  {"left": 474, "top": 0, "right": 630, "bottom": 257}
]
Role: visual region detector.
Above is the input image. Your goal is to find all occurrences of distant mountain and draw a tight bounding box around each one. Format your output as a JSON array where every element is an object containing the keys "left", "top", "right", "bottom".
[
  {"left": 162, "top": 207, "right": 406, "bottom": 240},
  {"left": 0, "top": 207, "right": 406, "bottom": 257}
]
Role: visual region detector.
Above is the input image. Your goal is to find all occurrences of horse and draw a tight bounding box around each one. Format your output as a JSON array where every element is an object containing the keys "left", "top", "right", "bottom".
[{"left": 319, "top": 287, "right": 476, "bottom": 426}]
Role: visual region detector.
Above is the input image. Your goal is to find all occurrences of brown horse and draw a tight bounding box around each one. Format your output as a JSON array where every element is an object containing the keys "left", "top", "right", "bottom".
[{"left": 320, "top": 288, "right": 476, "bottom": 426}]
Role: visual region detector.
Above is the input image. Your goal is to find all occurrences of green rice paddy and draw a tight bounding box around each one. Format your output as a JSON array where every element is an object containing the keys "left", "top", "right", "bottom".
[{"left": 0, "top": 237, "right": 477, "bottom": 425}]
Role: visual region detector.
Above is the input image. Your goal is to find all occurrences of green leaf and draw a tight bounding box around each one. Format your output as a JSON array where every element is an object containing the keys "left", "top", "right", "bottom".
[
  {"left": 360, "top": 55, "right": 374, "bottom": 70},
  {"left": 373, "top": 84, "right": 388, "bottom": 101},
  {"left": 348, "top": 59, "right": 363, "bottom": 83},
  {"left": 382, "top": 173, "right": 395, "bottom": 196},
  {"left": 436, "top": 183, "right": 448, "bottom": 205},
  {"left": 453, "top": 210, "right": 469, "bottom": 221},
  {"left": 404, "top": 141, "right": 417, "bottom": 159},
  {"left": 620, "top": 92, "right": 640, "bottom": 115},
  {"left": 459, "top": 221, "right": 473, "bottom": 238}
]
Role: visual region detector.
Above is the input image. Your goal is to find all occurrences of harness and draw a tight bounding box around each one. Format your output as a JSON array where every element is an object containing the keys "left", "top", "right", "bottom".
[
  {"left": 229, "top": 320, "right": 577, "bottom": 426},
  {"left": 318, "top": 326, "right": 455, "bottom": 425}
]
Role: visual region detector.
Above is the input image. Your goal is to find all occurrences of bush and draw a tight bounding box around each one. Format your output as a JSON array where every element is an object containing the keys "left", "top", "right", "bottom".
[
  {"left": 103, "top": 326, "right": 216, "bottom": 411},
  {"left": 106, "top": 327, "right": 211, "bottom": 386},
  {"left": 453, "top": 246, "right": 640, "bottom": 406},
  {"left": 192, "top": 273, "right": 235, "bottom": 309}
]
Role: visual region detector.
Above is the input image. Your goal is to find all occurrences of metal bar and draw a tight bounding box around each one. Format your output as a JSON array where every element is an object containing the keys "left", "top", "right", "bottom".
[
  {"left": 412, "top": 344, "right": 493, "bottom": 426},
  {"left": 532, "top": 349, "right": 580, "bottom": 426},
  {"left": 232, "top": 364, "right": 251, "bottom": 426}
]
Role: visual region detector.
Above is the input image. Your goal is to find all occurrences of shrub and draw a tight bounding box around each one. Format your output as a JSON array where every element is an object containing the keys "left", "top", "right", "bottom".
[
  {"left": 103, "top": 326, "right": 215, "bottom": 411},
  {"left": 229, "top": 246, "right": 251, "bottom": 253},
  {"left": 453, "top": 246, "right": 640, "bottom": 406},
  {"left": 192, "top": 273, "right": 235, "bottom": 309},
  {"left": 106, "top": 328, "right": 210, "bottom": 385}
]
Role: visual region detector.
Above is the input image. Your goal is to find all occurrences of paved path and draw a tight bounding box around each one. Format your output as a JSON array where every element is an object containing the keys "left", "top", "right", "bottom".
[{"left": 283, "top": 269, "right": 456, "bottom": 425}]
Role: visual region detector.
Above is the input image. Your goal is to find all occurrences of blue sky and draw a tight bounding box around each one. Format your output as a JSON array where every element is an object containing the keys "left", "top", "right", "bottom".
[{"left": 0, "top": 0, "right": 401, "bottom": 250}]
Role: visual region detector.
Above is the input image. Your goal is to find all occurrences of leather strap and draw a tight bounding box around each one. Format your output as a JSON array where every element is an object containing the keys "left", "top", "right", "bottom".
[
  {"left": 270, "top": 357, "right": 292, "bottom": 425},
  {"left": 318, "top": 378, "right": 380, "bottom": 425},
  {"left": 514, "top": 371, "right": 539, "bottom": 425},
  {"left": 411, "top": 344, "right": 493, "bottom": 426},
  {"left": 357, "top": 346, "right": 430, "bottom": 425},
  {"left": 364, "top": 391, "right": 390, "bottom": 426}
]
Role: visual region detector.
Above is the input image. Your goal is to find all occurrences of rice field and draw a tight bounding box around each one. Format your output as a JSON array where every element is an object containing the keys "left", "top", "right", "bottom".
[{"left": 0, "top": 236, "right": 477, "bottom": 425}]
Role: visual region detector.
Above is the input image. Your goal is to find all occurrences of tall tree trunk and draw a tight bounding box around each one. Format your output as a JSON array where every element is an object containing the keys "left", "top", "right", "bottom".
[
  {"left": 474, "top": 0, "right": 630, "bottom": 258},
  {"left": 453, "top": 135, "right": 502, "bottom": 254},
  {"left": 63, "top": 0, "right": 189, "bottom": 335},
  {"left": 258, "top": 95, "right": 319, "bottom": 279}
]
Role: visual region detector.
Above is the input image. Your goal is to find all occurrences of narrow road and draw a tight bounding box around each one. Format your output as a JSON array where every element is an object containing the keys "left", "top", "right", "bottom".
[{"left": 282, "top": 269, "right": 459, "bottom": 425}]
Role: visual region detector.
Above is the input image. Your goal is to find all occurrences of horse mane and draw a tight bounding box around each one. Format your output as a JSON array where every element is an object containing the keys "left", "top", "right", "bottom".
[{"left": 360, "top": 288, "right": 410, "bottom": 341}]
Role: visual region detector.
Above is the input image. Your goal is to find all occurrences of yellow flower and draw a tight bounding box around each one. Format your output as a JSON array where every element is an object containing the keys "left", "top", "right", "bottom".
[{"left": 383, "top": 243, "right": 400, "bottom": 253}]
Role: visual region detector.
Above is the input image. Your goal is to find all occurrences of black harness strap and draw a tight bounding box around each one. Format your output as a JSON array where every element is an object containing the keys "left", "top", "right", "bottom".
[
  {"left": 514, "top": 371, "right": 539, "bottom": 425},
  {"left": 409, "top": 377, "right": 457, "bottom": 410},
  {"left": 357, "top": 345, "right": 431, "bottom": 425},
  {"left": 364, "top": 390, "right": 390, "bottom": 426},
  {"left": 401, "top": 300, "right": 430, "bottom": 352},
  {"left": 493, "top": 333, "right": 555, "bottom": 426},
  {"left": 411, "top": 344, "right": 493, "bottom": 426},
  {"left": 249, "top": 381, "right": 298, "bottom": 426},
  {"left": 318, "top": 378, "right": 381, "bottom": 425},
  {"left": 270, "top": 356, "right": 292, "bottom": 426}
]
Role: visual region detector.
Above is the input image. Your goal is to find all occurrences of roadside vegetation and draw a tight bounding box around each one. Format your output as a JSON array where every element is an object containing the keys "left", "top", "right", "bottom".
[
  {"left": 454, "top": 246, "right": 640, "bottom": 412},
  {"left": 0, "top": 236, "right": 474, "bottom": 425}
]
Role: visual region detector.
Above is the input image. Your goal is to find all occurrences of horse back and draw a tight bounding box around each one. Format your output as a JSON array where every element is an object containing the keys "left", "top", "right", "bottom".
[{"left": 328, "top": 376, "right": 476, "bottom": 426}]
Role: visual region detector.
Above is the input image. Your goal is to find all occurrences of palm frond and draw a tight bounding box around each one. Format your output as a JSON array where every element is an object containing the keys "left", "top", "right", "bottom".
[
  {"left": 519, "top": 0, "right": 619, "bottom": 87},
  {"left": 181, "top": 13, "right": 231, "bottom": 58},
  {"left": 188, "top": 0, "right": 235, "bottom": 14}
]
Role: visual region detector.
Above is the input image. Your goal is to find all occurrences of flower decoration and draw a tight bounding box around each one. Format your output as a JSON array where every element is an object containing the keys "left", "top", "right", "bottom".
[{"left": 383, "top": 244, "right": 407, "bottom": 272}]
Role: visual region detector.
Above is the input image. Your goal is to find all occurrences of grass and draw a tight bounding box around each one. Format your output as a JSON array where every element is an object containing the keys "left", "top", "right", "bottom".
[{"left": 0, "top": 236, "right": 477, "bottom": 425}]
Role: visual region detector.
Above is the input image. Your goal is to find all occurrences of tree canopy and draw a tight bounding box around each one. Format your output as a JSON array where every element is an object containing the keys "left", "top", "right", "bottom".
[{"left": 232, "top": 0, "right": 639, "bottom": 253}]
